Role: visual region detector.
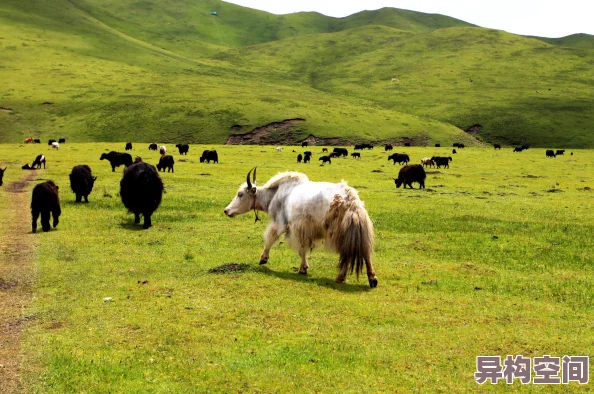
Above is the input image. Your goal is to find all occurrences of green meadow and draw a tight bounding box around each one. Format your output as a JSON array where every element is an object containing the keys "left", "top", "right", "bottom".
[
  {"left": 1, "top": 0, "right": 593, "bottom": 147},
  {"left": 1, "top": 143, "right": 593, "bottom": 392}
]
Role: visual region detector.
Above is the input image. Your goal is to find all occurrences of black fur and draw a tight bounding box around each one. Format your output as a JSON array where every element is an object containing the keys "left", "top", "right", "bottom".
[
  {"left": 100, "top": 151, "right": 133, "bottom": 172},
  {"left": 175, "top": 144, "right": 189, "bottom": 155},
  {"left": 120, "top": 160, "right": 164, "bottom": 229},
  {"left": 200, "top": 150, "right": 218, "bottom": 163},
  {"left": 31, "top": 181, "right": 61, "bottom": 233},
  {"left": 156, "top": 155, "right": 175, "bottom": 172},
  {"left": 69, "top": 165, "right": 97, "bottom": 202}
]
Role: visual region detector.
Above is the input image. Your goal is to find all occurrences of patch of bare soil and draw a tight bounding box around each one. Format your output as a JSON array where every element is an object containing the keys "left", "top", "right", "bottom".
[
  {"left": 0, "top": 171, "right": 37, "bottom": 393},
  {"left": 226, "top": 119, "right": 345, "bottom": 146}
]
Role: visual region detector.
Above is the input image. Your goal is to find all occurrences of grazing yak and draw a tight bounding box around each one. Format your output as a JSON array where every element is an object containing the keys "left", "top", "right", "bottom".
[
  {"left": 431, "top": 156, "right": 452, "bottom": 169},
  {"left": 404, "top": 142, "right": 411, "bottom": 147},
  {"left": 175, "top": 144, "right": 189, "bottom": 155},
  {"left": 385, "top": 144, "right": 393, "bottom": 151},
  {"left": 333, "top": 148, "right": 348, "bottom": 157},
  {"left": 546, "top": 150, "right": 556, "bottom": 158},
  {"left": 494, "top": 144, "right": 501, "bottom": 150},
  {"left": 25, "top": 137, "right": 34, "bottom": 143},
  {"left": 120, "top": 159, "right": 163, "bottom": 229},
  {"left": 354, "top": 144, "right": 364, "bottom": 150},
  {"left": 58, "top": 138, "right": 66, "bottom": 144},
  {"left": 33, "top": 139, "right": 41, "bottom": 144},
  {"left": 69, "top": 165, "right": 97, "bottom": 202},
  {"left": 522, "top": 145, "right": 530, "bottom": 150},
  {"left": 351, "top": 152, "right": 361, "bottom": 159},
  {"left": 31, "top": 180, "right": 61, "bottom": 233},
  {"left": 275, "top": 147, "right": 283, "bottom": 152},
  {"left": 159, "top": 145, "right": 167, "bottom": 155},
  {"left": 319, "top": 156, "right": 331, "bottom": 165},
  {"left": 394, "top": 164, "right": 426, "bottom": 189},
  {"left": 100, "top": 151, "right": 133, "bottom": 172},
  {"left": 48, "top": 139, "right": 56, "bottom": 145},
  {"left": 200, "top": 150, "right": 219, "bottom": 163},
  {"left": 322, "top": 148, "right": 328, "bottom": 153},
  {"left": 301, "top": 141, "right": 309, "bottom": 147},
  {"left": 388, "top": 153, "right": 410, "bottom": 165},
  {"left": 156, "top": 155, "right": 175, "bottom": 172},
  {"left": 224, "top": 168, "right": 378, "bottom": 287},
  {"left": 303, "top": 154, "right": 311, "bottom": 164},
  {"left": 421, "top": 157, "right": 435, "bottom": 168},
  {"left": 125, "top": 142, "right": 133, "bottom": 151},
  {"left": 435, "top": 143, "right": 441, "bottom": 147},
  {"left": 304, "top": 151, "right": 312, "bottom": 157},
  {"left": 297, "top": 154, "right": 303, "bottom": 163},
  {"left": 0, "top": 167, "right": 6, "bottom": 186},
  {"left": 452, "top": 149, "right": 457, "bottom": 154},
  {"left": 149, "top": 143, "right": 158, "bottom": 151},
  {"left": 31, "top": 154, "right": 46, "bottom": 169},
  {"left": 556, "top": 149, "right": 565, "bottom": 156},
  {"left": 513, "top": 146, "right": 524, "bottom": 152},
  {"left": 51, "top": 141, "right": 60, "bottom": 150}
]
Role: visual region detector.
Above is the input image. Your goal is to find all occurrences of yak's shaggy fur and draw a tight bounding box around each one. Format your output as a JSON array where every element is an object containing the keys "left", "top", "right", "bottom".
[
  {"left": 120, "top": 160, "right": 164, "bottom": 229},
  {"left": 156, "top": 155, "right": 175, "bottom": 172},
  {"left": 31, "top": 180, "right": 61, "bottom": 233},
  {"left": 100, "top": 151, "right": 133, "bottom": 172},
  {"left": 69, "top": 165, "right": 97, "bottom": 202},
  {"left": 224, "top": 170, "right": 377, "bottom": 287}
]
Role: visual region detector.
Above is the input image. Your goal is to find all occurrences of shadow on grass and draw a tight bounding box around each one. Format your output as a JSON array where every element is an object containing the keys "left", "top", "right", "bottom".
[
  {"left": 119, "top": 221, "right": 145, "bottom": 231},
  {"left": 257, "top": 266, "right": 372, "bottom": 293}
]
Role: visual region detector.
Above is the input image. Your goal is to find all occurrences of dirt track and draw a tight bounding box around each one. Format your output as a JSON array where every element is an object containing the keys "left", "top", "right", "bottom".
[{"left": 0, "top": 171, "right": 37, "bottom": 393}]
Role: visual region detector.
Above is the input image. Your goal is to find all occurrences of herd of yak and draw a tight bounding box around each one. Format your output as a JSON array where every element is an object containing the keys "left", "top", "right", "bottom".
[{"left": 0, "top": 140, "right": 571, "bottom": 234}]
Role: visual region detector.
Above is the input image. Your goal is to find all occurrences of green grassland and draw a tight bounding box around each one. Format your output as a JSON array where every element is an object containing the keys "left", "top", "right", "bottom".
[
  {"left": 1, "top": 143, "right": 593, "bottom": 392},
  {"left": 1, "top": 0, "right": 593, "bottom": 147}
]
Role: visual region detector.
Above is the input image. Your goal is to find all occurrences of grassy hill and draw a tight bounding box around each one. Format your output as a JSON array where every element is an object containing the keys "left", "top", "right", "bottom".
[{"left": 0, "top": 0, "right": 593, "bottom": 147}]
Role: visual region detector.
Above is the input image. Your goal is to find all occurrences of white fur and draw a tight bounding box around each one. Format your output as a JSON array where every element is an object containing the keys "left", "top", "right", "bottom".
[{"left": 51, "top": 142, "right": 59, "bottom": 150}]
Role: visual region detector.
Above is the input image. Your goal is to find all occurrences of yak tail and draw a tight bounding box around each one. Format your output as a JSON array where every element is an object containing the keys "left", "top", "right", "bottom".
[{"left": 326, "top": 187, "right": 374, "bottom": 279}]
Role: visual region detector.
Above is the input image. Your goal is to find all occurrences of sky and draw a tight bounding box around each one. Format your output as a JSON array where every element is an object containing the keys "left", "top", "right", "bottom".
[{"left": 224, "top": 0, "right": 593, "bottom": 38}]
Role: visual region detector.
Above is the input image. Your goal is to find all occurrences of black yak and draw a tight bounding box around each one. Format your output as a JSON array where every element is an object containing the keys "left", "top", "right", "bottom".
[
  {"left": 388, "top": 153, "right": 410, "bottom": 165},
  {"left": 394, "top": 164, "right": 426, "bottom": 189},
  {"left": 156, "top": 155, "right": 175, "bottom": 172},
  {"left": 301, "top": 141, "right": 309, "bottom": 147},
  {"left": 513, "top": 147, "right": 524, "bottom": 152},
  {"left": 58, "top": 138, "right": 66, "bottom": 144},
  {"left": 120, "top": 159, "right": 163, "bottom": 229},
  {"left": 100, "top": 151, "right": 133, "bottom": 172},
  {"left": 435, "top": 143, "right": 441, "bottom": 147},
  {"left": 321, "top": 148, "right": 328, "bottom": 152},
  {"left": 33, "top": 139, "right": 41, "bottom": 144},
  {"left": 332, "top": 148, "right": 348, "bottom": 157},
  {"left": 200, "top": 150, "right": 218, "bottom": 163},
  {"left": 303, "top": 154, "right": 311, "bottom": 163},
  {"left": 404, "top": 142, "right": 411, "bottom": 147},
  {"left": 31, "top": 181, "right": 61, "bottom": 233},
  {"left": 385, "top": 144, "right": 393, "bottom": 151},
  {"left": 546, "top": 150, "right": 556, "bottom": 158},
  {"left": 31, "top": 154, "right": 46, "bottom": 169},
  {"left": 148, "top": 143, "right": 158, "bottom": 151},
  {"left": 125, "top": 142, "right": 133, "bottom": 151},
  {"left": 452, "top": 149, "right": 457, "bottom": 154},
  {"left": 319, "top": 156, "right": 331, "bottom": 164},
  {"left": 297, "top": 154, "right": 303, "bottom": 163},
  {"left": 175, "top": 144, "right": 189, "bottom": 155},
  {"left": 494, "top": 144, "right": 501, "bottom": 150},
  {"left": 431, "top": 156, "right": 452, "bottom": 169},
  {"left": 0, "top": 167, "right": 5, "bottom": 186},
  {"left": 69, "top": 165, "right": 97, "bottom": 202},
  {"left": 47, "top": 139, "right": 56, "bottom": 145},
  {"left": 556, "top": 149, "right": 565, "bottom": 156},
  {"left": 351, "top": 152, "right": 361, "bottom": 159}
]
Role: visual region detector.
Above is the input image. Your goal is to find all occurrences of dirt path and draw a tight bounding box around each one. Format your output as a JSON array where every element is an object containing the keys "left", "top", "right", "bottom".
[{"left": 0, "top": 171, "right": 38, "bottom": 393}]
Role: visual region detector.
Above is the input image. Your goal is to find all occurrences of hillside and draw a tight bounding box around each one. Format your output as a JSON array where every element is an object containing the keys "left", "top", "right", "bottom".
[{"left": 0, "top": 0, "right": 593, "bottom": 147}]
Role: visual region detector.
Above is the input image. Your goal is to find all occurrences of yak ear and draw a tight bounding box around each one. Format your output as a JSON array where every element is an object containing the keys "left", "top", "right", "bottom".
[
  {"left": 93, "top": 176, "right": 98, "bottom": 181},
  {"left": 250, "top": 186, "right": 257, "bottom": 194}
]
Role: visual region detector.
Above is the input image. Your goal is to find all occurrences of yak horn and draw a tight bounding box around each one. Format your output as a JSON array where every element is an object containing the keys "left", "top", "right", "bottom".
[
  {"left": 246, "top": 167, "right": 253, "bottom": 190},
  {"left": 252, "top": 166, "right": 257, "bottom": 186}
]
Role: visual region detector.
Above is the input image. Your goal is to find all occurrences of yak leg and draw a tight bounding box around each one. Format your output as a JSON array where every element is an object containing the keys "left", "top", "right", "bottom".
[
  {"left": 52, "top": 210, "right": 60, "bottom": 228},
  {"left": 76, "top": 193, "right": 82, "bottom": 203},
  {"left": 366, "top": 260, "right": 378, "bottom": 288},
  {"left": 40, "top": 211, "right": 51, "bottom": 232},
  {"left": 260, "top": 223, "right": 282, "bottom": 265},
  {"left": 134, "top": 213, "right": 141, "bottom": 224},
  {"left": 32, "top": 210, "right": 39, "bottom": 233},
  {"left": 298, "top": 248, "right": 309, "bottom": 275},
  {"left": 335, "top": 263, "right": 348, "bottom": 284},
  {"left": 143, "top": 214, "right": 152, "bottom": 229},
  {"left": 84, "top": 194, "right": 89, "bottom": 203}
]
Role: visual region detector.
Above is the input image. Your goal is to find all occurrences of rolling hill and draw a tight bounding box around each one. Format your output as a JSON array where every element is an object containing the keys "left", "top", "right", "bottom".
[{"left": 0, "top": 0, "right": 592, "bottom": 147}]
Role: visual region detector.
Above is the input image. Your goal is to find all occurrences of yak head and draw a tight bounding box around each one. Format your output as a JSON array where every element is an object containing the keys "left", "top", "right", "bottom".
[
  {"left": 224, "top": 167, "right": 258, "bottom": 217},
  {"left": 99, "top": 153, "right": 107, "bottom": 160},
  {"left": 393, "top": 177, "right": 403, "bottom": 188},
  {"left": 0, "top": 167, "right": 5, "bottom": 186}
]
